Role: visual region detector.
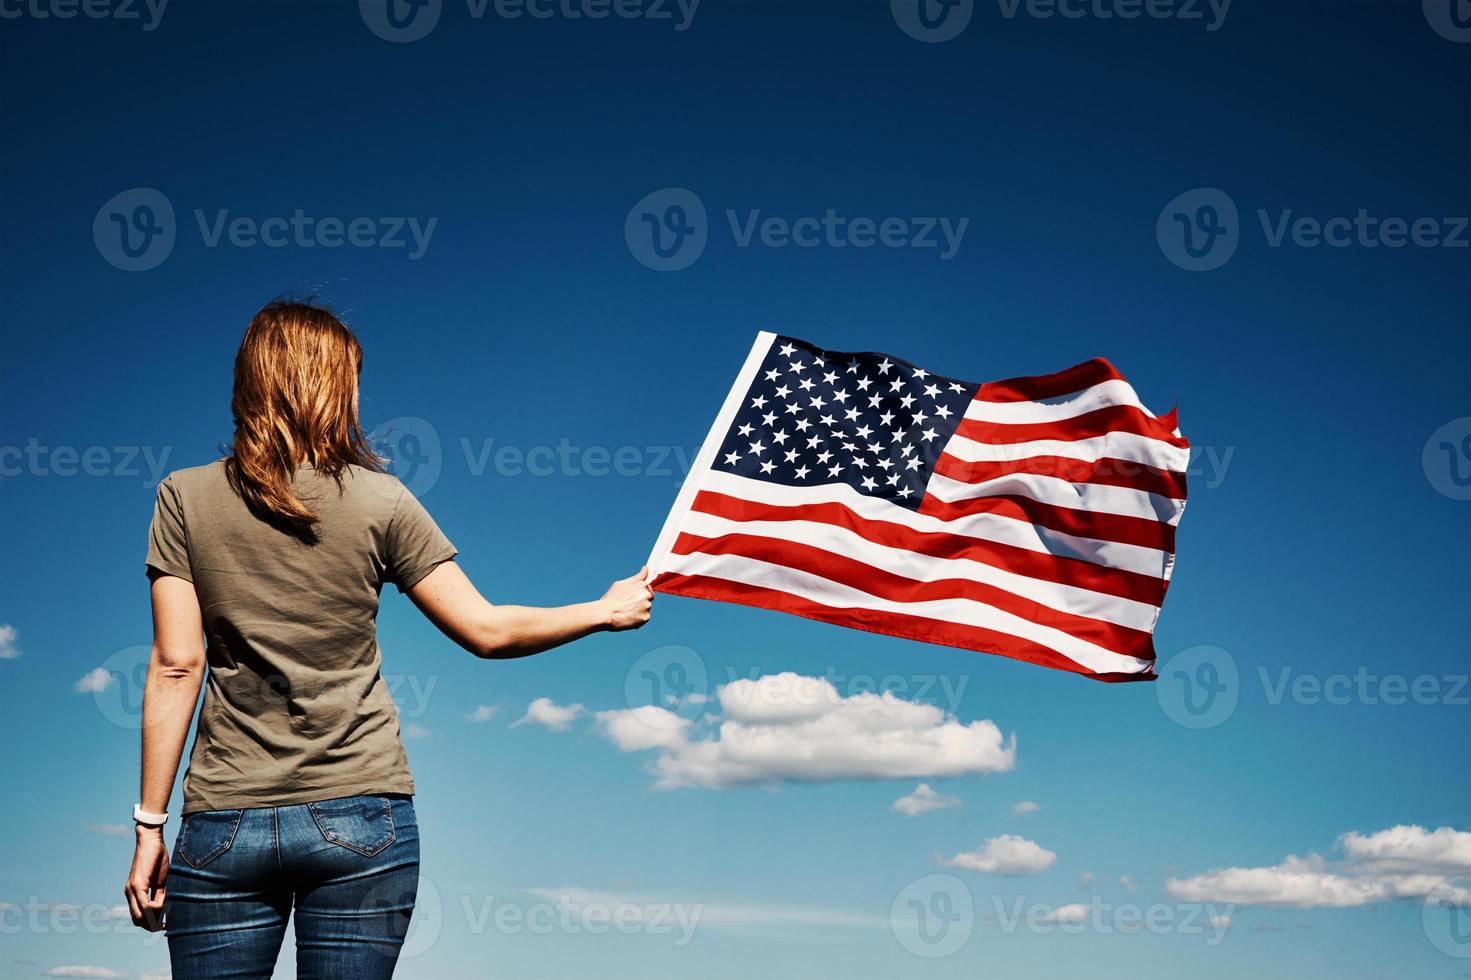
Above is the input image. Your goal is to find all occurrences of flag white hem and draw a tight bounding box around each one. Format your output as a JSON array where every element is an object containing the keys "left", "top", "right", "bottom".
[{"left": 646, "top": 330, "right": 777, "bottom": 575}]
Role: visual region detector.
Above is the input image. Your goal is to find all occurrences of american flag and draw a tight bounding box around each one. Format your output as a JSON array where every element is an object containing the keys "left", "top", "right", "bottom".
[{"left": 647, "top": 333, "right": 1188, "bottom": 682}]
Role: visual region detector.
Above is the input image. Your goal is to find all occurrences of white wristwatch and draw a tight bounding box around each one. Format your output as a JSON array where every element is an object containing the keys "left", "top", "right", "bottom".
[{"left": 133, "top": 804, "right": 169, "bottom": 827}]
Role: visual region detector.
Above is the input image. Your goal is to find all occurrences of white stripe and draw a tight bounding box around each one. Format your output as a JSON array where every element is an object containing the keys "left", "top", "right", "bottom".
[
  {"left": 925, "top": 472, "right": 1186, "bottom": 526},
  {"left": 945, "top": 430, "right": 1189, "bottom": 473},
  {"left": 696, "top": 470, "right": 1171, "bottom": 579},
  {"left": 679, "top": 508, "right": 1163, "bottom": 632},
  {"left": 966, "top": 379, "right": 1158, "bottom": 424},
  {"left": 647, "top": 331, "right": 777, "bottom": 576},
  {"left": 661, "top": 550, "right": 1153, "bottom": 676}
]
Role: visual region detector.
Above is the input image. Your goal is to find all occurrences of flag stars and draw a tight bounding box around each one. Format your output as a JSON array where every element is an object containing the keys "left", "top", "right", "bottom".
[{"left": 724, "top": 339, "right": 977, "bottom": 507}]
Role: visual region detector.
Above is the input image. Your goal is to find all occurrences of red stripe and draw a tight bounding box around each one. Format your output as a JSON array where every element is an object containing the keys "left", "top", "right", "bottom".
[
  {"left": 934, "top": 452, "right": 1188, "bottom": 501},
  {"left": 651, "top": 571, "right": 1156, "bottom": 683},
  {"left": 974, "top": 358, "right": 1122, "bottom": 404},
  {"left": 957, "top": 404, "right": 1188, "bottom": 449},
  {"left": 690, "top": 490, "right": 1168, "bottom": 605},
  {"left": 670, "top": 531, "right": 1159, "bottom": 660},
  {"left": 918, "top": 491, "right": 1177, "bottom": 553}
]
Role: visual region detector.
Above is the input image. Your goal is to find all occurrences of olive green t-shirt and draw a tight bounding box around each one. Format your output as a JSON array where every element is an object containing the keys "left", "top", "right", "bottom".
[{"left": 146, "top": 460, "right": 456, "bottom": 814}]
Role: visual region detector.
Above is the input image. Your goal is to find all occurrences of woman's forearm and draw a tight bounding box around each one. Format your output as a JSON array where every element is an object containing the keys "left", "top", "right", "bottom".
[
  {"left": 474, "top": 601, "right": 609, "bottom": 659},
  {"left": 139, "top": 651, "right": 205, "bottom": 813},
  {"left": 406, "top": 561, "right": 653, "bottom": 658}
]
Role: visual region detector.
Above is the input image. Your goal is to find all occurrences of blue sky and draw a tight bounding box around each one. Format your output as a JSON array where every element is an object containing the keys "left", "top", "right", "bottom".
[{"left": 1, "top": 0, "right": 1468, "bottom": 977}]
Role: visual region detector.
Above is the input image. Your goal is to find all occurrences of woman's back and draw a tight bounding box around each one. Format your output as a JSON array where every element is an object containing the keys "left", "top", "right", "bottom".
[{"left": 147, "top": 459, "right": 455, "bottom": 814}]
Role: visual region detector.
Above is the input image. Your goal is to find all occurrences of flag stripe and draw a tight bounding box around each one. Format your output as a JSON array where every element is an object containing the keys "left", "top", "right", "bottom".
[
  {"left": 670, "top": 529, "right": 1159, "bottom": 658},
  {"left": 957, "top": 405, "right": 1189, "bottom": 450},
  {"left": 688, "top": 490, "right": 1169, "bottom": 607},
  {"left": 944, "top": 430, "right": 1190, "bottom": 473},
  {"left": 933, "top": 452, "right": 1188, "bottom": 501},
  {"left": 925, "top": 470, "right": 1186, "bottom": 526},
  {"left": 918, "top": 490, "right": 1177, "bottom": 553},
  {"left": 655, "top": 550, "right": 1156, "bottom": 676},
  {"left": 964, "top": 378, "right": 1160, "bottom": 424},
  {"left": 677, "top": 508, "right": 1163, "bottom": 631},
  {"left": 694, "top": 470, "right": 1173, "bottom": 578},
  {"left": 973, "top": 358, "right": 1122, "bottom": 404}
]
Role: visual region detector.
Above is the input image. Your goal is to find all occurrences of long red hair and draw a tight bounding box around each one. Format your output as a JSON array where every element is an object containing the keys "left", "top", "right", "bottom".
[{"left": 225, "top": 301, "right": 383, "bottom": 537}]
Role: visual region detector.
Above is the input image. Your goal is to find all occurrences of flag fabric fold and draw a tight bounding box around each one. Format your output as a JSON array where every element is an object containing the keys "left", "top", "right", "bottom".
[{"left": 646, "top": 332, "right": 1188, "bottom": 682}]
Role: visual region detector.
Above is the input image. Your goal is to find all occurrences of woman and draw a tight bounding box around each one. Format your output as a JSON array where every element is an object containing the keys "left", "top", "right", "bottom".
[{"left": 124, "top": 300, "right": 653, "bottom": 978}]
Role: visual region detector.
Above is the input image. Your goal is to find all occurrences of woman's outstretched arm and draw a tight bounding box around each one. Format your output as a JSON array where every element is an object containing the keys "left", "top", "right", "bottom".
[
  {"left": 406, "top": 560, "right": 652, "bottom": 658},
  {"left": 125, "top": 573, "right": 207, "bottom": 931}
]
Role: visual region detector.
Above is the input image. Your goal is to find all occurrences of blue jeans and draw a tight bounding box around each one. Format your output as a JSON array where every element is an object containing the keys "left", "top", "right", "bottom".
[{"left": 165, "top": 795, "right": 420, "bottom": 979}]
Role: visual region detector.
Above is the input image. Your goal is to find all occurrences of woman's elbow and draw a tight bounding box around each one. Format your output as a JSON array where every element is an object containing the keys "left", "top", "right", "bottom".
[{"left": 151, "top": 646, "right": 204, "bottom": 679}]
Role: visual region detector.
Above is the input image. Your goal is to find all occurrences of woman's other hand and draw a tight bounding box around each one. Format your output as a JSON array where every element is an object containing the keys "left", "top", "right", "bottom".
[
  {"left": 600, "top": 567, "right": 654, "bottom": 631},
  {"left": 125, "top": 825, "right": 169, "bottom": 931}
]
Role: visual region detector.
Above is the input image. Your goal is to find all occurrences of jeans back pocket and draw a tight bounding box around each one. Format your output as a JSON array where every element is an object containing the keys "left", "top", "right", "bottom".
[
  {"left": 177, "top": 809, "right": 244, "bottom": 869},
  {"left": 307, "top": 796, "right": 396, "bottom": 857}
]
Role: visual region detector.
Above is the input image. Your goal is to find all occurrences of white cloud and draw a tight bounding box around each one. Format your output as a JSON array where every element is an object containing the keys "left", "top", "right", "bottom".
[
  {"left": 1119, "top": 874, "right": 1138, "bottom": 892},
  {"left": 941, "top": 834, "right": 1057, "bottom": 876},
  {"left": 402, "top": 724, "right": 429, "bottom": 739},
  {"left": 0, "top": 623, "right": 19, "bottom": 659},
  {"left": 1078, "top": 871, "right": 1099, "bottom": 891},
  {"left": 512, "top": 697, "right": 586, "bottom": 732},
  {"left": 464, "top": 705, "right": 499, "bottom": 723},
  {"left": 84, "top": 824, "right": 130, "bottom": 838},
  {"left": 596, "top": 705, "right": 692, "bottom": 752},
  {"left": 1166, "top": 825, "right": 1471, "bottom": 909},
  {"left": 1209, "top": 914, "right": 1232, "bottom": 930},
  {"left": 73, "top": 668, "right": 113, "bottom": 694},
  {"left": 595, "top": 673, "right": 1016, "bottom": 790},
  {"left": 893, "top": 783, "right": 960, "bottom": 817},
  {"left": 44, "top": 969, "right": 127, "bottom": 978},
  {"left": 1038, "top": 903, "right": 1089, "bottom": 924},
  {"left": 1011, "top": 800, "right": 1041, "bottom": 816}
]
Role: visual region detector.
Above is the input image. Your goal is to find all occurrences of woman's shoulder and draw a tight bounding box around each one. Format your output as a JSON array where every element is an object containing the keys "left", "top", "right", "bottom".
[{"left": 155, "top": 459, "right": 229, "bottom": 494}]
